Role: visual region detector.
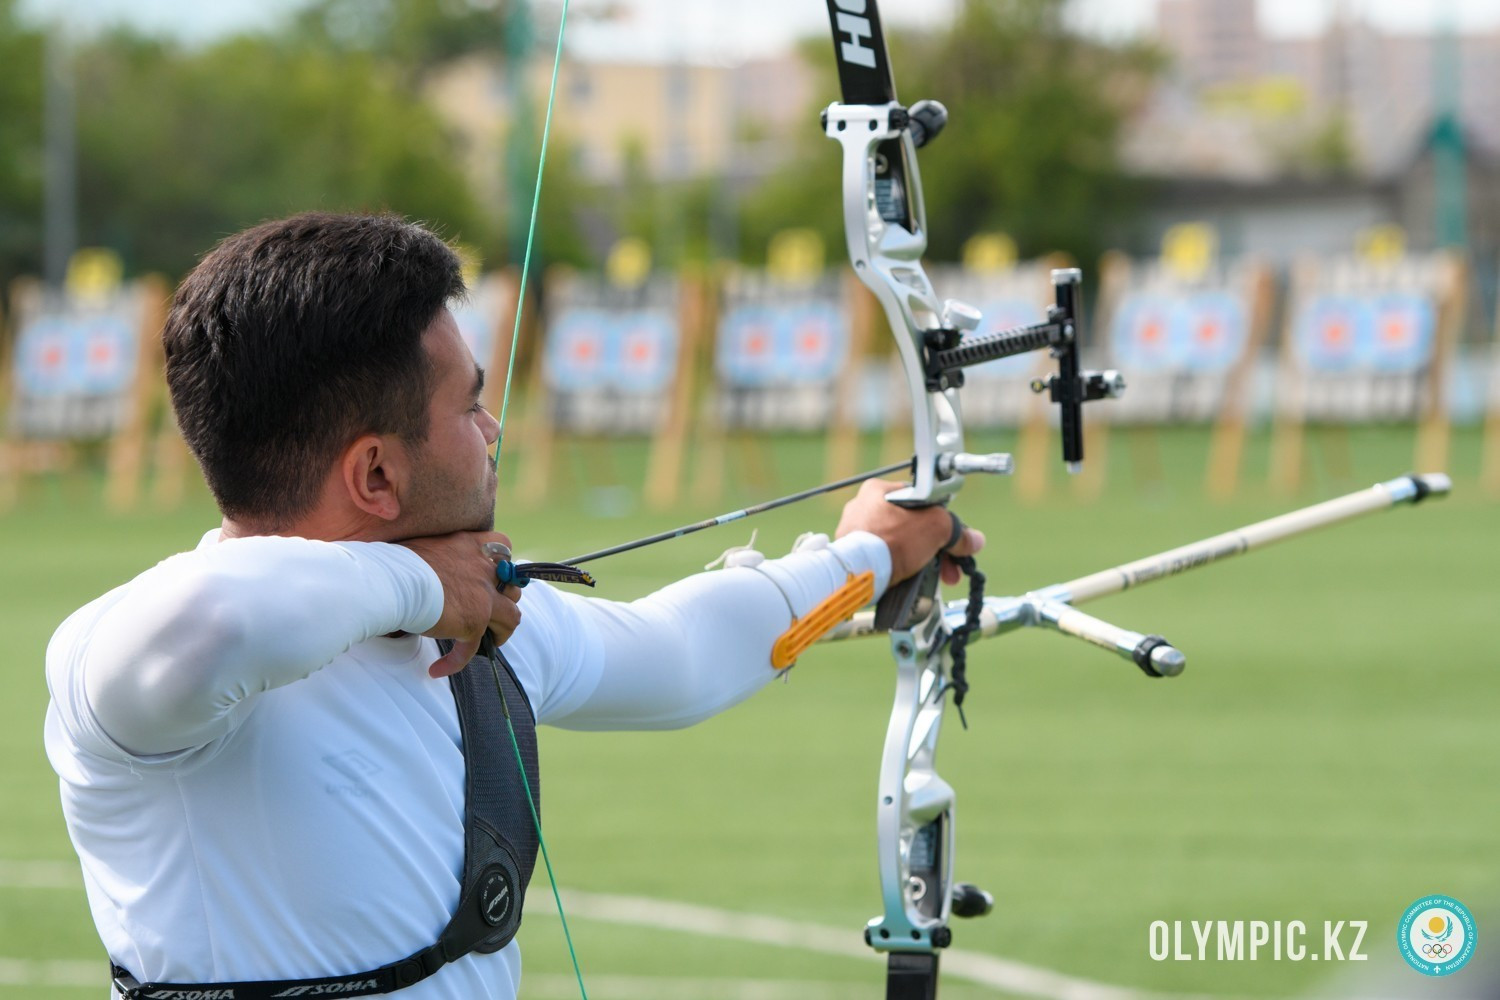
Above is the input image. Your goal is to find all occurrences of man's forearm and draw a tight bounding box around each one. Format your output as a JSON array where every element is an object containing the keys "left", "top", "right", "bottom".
[{"left": 547, "top": 532, "right": 891, "bottom": 730}]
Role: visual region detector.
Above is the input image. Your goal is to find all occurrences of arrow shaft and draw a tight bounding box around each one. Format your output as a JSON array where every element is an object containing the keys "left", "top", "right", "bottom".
[{"left": 561, "top": 459, "right": 914, "bottom": 566}]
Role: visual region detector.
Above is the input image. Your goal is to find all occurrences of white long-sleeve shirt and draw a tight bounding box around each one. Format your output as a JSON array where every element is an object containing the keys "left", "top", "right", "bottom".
[{"left": 44, "top": 529, "right": 891, "bottom": 999}]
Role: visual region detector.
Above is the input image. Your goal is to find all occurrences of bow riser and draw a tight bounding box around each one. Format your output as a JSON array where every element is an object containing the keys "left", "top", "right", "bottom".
[{"left": 824, "top": 104, "right": 965, "bottom": 507}]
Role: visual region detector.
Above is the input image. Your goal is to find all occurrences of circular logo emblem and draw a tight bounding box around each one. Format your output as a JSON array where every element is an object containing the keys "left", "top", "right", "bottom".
[
  {"left": 478, "top": 866, "right": 514, "bottom": 928},
  {"left": 1398, "top": 895, "right": 1476, "bottom": 976}
]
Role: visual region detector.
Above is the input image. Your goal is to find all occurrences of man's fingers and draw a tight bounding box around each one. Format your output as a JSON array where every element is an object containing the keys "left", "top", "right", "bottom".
[
  {"left": 862, "top": 478, "right": 906, "bottom": 497},
  {"left": 945, "top": 526, "right": 986, "bottom": 558},
  {"left": 490, "top": 595, "right": 522, "bottom": 635},
  {"left": 938, "top": 527, "right": 984, "bottom": 586},
  {"left": 429, "top": 635, "right": 480, "bottom": 679}
]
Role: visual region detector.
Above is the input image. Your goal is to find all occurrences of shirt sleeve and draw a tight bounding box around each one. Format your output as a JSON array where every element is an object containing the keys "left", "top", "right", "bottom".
[
  {"left": 47, "top": 536, "right": 445, "bottom": 760},
  {"left": 522, "top": 531, "right": 891, "bottom": 731}
]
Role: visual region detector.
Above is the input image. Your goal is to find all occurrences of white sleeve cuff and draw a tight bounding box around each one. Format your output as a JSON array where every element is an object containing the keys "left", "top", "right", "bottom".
[
  {"left": 747, "top": 530, "right": 892, "bottom": 618},
  {"left": 334, "top": 542, "right": 447, "bottom": 635}
]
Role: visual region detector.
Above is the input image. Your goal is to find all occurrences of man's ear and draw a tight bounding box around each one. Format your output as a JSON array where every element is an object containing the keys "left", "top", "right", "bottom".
[{"left": 340, "top": 434, "right": 407, "bottom": 522}]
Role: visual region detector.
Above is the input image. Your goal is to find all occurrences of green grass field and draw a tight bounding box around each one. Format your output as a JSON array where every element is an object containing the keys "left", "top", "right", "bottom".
[{"left": 2, "top": 426, "right": 1496, "bottom": 999}]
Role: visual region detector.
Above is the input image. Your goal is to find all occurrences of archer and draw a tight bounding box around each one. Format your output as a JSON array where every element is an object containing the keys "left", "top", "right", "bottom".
[{"left": 44, "top": 212, "right": 982, "bottom": 1000}]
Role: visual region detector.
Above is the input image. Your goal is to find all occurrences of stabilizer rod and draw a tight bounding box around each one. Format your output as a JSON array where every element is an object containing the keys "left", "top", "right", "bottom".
[
  {"left": 1035, "top": 473, "right": 1451, "bottom": 606},
  {"left": 821, "top": 474, "right": 1451, "bottom": 672}
]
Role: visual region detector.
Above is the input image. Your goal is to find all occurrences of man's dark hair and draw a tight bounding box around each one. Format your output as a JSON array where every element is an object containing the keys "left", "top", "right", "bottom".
[{"left": 163, "top": 213, "right": 464, "bottom": 525}]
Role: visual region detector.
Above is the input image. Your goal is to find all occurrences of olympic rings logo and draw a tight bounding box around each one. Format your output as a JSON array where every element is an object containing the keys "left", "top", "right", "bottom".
[{"left": 1421, "top": 942, "right": 1454, "bottom": 958}]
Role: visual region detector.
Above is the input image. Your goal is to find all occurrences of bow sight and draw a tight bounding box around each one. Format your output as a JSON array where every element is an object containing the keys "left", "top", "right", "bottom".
[{"left": 822, "top": 12, "right": 1120, "bottom": 506}]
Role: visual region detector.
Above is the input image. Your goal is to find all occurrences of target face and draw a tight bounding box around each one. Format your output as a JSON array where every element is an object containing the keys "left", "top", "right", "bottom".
[
  {"left": 16, "top": 312, "right": 137, "bottom": 397},
  {"left": 718, "top": 302, "right": 846, "bottom": 386},
  {"left": 545, "top": 309, "right": 613, "bottom": 392},
  {"left": 615, "top": 311, "right": 677, "bottom": 392},
  {"left": 1368, "top": 292, "right": 1435, "bottom": 373}
]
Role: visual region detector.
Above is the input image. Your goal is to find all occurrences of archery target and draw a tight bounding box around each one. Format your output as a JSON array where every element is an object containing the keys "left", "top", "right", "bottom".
[
  {"left": 615, "top": 310, "right": 678, "bottom": 392},
  {"left": 1179, "top": 291, "right": 1248, "bottom": 374},
  {"left": 718, "top": 306, "right": 781, "bottom": 386},
  {"left": 783, "top": 302, "right": 844, "bottom": 383},
  {"left": 545, "top": 309, "right": 614, "bottom": 392},
  {"left": 1368, "top": 292, "right": 1435, "bottom": 374},
  {"left": 717, "top": 302, "right": 846, "bottom": 387},
  {"left": 1111, "top": 292, "right": 1182, "bottom": 374},
  {"left": 76, "top": 313, "right": 136, "bottom": 393},
  {"left": 16, "top": 316, "right": 74, "bottom": 398},
  {"left": 1294, "top": 295, "right": 1370, "bottom": 373},
  {"left": 15, "top": 311, "right": 137, "bottom": 397}
]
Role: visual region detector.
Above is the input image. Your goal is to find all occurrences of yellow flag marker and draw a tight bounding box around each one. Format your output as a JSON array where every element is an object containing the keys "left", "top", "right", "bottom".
[
  {"left": 65, "top": 248, "right": 124, "bottom": 304},
  {"left": 606, "top": 237, "right": 652, "bottom": 289},
  {"left": 767, "top": 228, "right": 825, "bottom": 283},
  {"left": 962, "top": 232, "right": 1017, "bottom": 274},
  {"left": 1161, "top": 223, "right": 1216, "bottom": 282},
  {"left": 771, "top": 571, "right": 876, "bottom": 670},
  {"left": 1356, "top": 224, "right": 1406, "bottom": 264}
]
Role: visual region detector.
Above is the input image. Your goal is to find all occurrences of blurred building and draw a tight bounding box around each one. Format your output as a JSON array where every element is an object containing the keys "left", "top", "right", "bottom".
[
  {"left": 1127, "top": 0, "right": 1500, "bottom": 262},
  {"left": 1156, "top": 0, "right": 1261, "bottom": 89},
  {"left": 426, "top": 53, "right": 817, "bottom": 213}
]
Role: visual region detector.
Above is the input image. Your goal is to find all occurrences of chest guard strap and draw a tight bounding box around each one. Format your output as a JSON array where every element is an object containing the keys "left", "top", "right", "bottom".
[{"left": 112, "top": 645, "right": 541, "bottom": 999}]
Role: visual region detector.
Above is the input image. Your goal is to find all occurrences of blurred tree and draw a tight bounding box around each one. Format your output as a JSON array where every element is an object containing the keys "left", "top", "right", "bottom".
[
  {"left": 291, "top": 0, "right": 511, "bottom": 83},
  {"left": 739, "top": 0, "right": 1163, "bottom": 266},
  {"left": 0, "top": 0, "right": 45, "bottom": 283},
  {"left": 71, "top": 32, "right": 495, "bottom": 277},
  {"left": 607, "top": 139, "right": 722, "bottom": 270},
  {"left": 1273, "top": 112, "right": 1358, "bottom": 177}
]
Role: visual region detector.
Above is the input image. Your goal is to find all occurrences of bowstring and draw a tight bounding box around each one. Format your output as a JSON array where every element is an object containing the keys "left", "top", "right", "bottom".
[
  {"left": 487, "top": 3, "right": 586, "bottom": 997},
  {"left": 493, "top": 0, "right": 571, "bottom": 479}
]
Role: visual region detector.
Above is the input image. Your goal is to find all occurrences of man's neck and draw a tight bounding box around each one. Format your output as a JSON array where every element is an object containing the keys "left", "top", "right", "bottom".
[{"left": 219, "top": 510, "right": 381, "bottom": 543}]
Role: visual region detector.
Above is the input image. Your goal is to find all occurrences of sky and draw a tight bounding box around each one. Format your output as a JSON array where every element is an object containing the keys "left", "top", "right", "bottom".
[{"left": 19, "top": 0, "right": 1500, "bottom": 62}]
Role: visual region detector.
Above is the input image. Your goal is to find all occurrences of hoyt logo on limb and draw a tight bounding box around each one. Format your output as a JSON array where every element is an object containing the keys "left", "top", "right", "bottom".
[{"left": 831, "top": 0, "right": 877, "bottom": 67}]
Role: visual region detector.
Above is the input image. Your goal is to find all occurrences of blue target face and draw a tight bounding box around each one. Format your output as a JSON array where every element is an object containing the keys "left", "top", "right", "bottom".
[
  {"left": 1294, "top": 295, "right": 1371, "bottom": 373},
  {"left": 718, "top": 302, "right": 846, "bottom": 387},
  {"left": 614, "top": 311, "right": 678, "bottom": 393},
  {"left": 545, "top": 308, "right": 679, "bottom": 393},
  {"left": 16, "top": 311, "right": 137, "bottom": 397},
  {"left": 1179, "top": 291, "right": 1248, "bottom": 374},
  {"left": 783, "top": 302, "right": 845, "bottom": 384},
  {"left": 1294, "top": 292, "right": 1436, "bottom": 374},
  {"left": 719, "top": 306, "right": 781, "bottom": 386},
  {"left": 1111, "top": 293, "right": 1181, "bottom": 374},
  {"left": 545, "top": 309, "right": 614, "bottom": 392},
  {"left": 1367, "top": 293, "right": 1435, "bottom": 374},
  {"left": 1111, "top": 292, "right": 1248, "bottom": 375}
]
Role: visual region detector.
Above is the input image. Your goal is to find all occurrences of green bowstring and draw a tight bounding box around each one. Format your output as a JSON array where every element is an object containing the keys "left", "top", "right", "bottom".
[
  {"left": 487, "top": 2, "right": 587, "bottom": 997},
  {"left": 493, "top": 0, "right": 571, "bottom": 478},
  {"left": 488, "top": 652, "right": 588, "bottom": 1000}
]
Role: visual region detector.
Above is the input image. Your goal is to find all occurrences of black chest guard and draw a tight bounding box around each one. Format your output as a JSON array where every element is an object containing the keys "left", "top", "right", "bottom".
[{"left": 112, "top": 645, "right": 542, "bottom": 999}]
